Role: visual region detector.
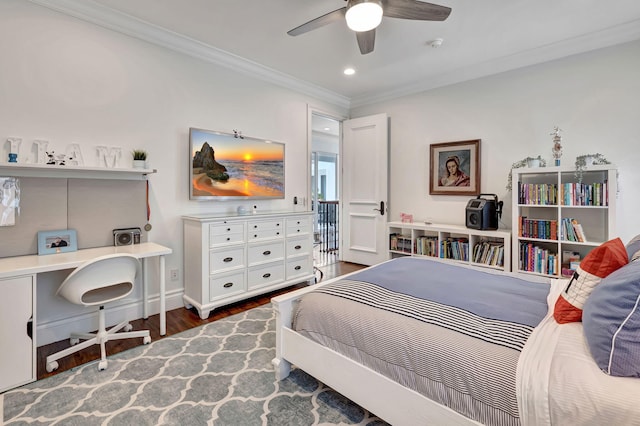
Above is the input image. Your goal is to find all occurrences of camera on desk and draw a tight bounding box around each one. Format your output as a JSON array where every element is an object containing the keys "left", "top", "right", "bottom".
[{"left": 113, "top": 227, "right": 141, "bottom": 246}]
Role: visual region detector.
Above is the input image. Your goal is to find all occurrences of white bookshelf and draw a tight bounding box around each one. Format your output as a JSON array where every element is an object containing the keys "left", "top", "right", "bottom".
[
  {"left": 511, "top": 165, "right": 616, "bottom": 278},
  {"left": 388, "top": 221, "right": 511, "bottom": 272}
]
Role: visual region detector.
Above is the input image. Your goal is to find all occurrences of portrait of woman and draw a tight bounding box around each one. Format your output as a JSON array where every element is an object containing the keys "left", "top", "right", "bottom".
[
  {"left": 440, "top": 155, "right": 470, "bottom": 187},
  {"left": 429, "top": 139, "right": 480, "bottom": 196}
]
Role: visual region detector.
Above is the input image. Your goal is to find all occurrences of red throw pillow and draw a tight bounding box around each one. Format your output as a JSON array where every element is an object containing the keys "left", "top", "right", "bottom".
[{"left": 554, "top": 238, "right": 628, "bottom": 324}]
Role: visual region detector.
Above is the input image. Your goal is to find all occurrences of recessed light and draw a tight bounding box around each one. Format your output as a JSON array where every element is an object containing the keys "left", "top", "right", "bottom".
[{"left": 344, "top": 67, "right": 356, "bottom": 76}]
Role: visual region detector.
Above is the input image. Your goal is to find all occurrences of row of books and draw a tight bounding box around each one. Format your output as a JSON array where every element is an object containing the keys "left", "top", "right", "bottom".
[
  {"left": 518, "top": 216, "right": 558, "bottom": 240},
  {"left": 517, "top": 181, "right": 609, "bottom": 206},
  {"left": 561, "top": 217, "right": 587, "bottom": 242},
  {"left": 519, "top": 242, "right": 559, "bottom": 275},
  {"left": 560, "top": 182, "right": 608, "bottom": 206},
  {"left": 390, "top": 234, "right": 503, "bottom": 267},
  {"left": 440, "top": 238, "right": 469, "bottom": 261},
  {"left": 389, "top": 233, "right": 412, "bottom": 253},
  {"left": 518, "top": 216, "right": 587, "bottom": 242},
  {"left": 472, "top": 241, "right": 505, "bottom": 267},
  {"left": 415, "top": 235, "right": 438, "bottom": 257},
  {"left": 517, "top": 183, "right": 558, "bottom": 205}
]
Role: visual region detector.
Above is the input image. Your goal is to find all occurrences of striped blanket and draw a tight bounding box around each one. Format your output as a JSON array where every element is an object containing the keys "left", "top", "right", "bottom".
[
  {"left": 316, "top": 257, "right": 549, "bottom": 351},
  {"left": 293, "top": 258, "right": 550, "bottom": 426}
]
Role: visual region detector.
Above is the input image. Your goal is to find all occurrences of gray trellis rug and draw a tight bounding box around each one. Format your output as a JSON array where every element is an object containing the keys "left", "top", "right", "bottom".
[{"left": 1, "top": 304, "right": 389, "bottom": 426}]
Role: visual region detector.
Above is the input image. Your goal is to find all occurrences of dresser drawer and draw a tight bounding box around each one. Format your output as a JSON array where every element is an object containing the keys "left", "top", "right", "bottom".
[
  {"left": 247, "top": 262, "right": 285, "bottom": 290},
  {"left": 209, "top": 270, "right": 246, "bottom": 301},
  {"left": 210, "top": 246, "right": 245, "bottom": 273},
  {"left": 286, "top": 216, "right": 312, "bottom": 236},
  {"left": 286, "top": 256, "right": 313, "bottom": 280},
  {"left": 286, "top": 236, "right": 312, "bottom": 258},
  {"left": 248, "top": 241, "right": 285, "bottom": 266},
  {"left": 248, "top": 219, "right": 283, "bottom": 232},
  {"left": 248, "top": 228, "right": 284, "bottom": 241},
  {"left": 210, "top": 223, "right": 245, "bottom": 247}
]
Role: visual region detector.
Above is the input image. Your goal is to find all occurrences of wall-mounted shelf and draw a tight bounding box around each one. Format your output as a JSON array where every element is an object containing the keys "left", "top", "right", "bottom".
[{"left": 0, "top": 163, "right": 156, "bottom": 180}]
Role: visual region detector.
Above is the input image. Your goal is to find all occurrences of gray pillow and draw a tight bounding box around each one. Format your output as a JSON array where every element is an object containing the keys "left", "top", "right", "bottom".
[
  {"left": 583, "top": 260, "right": 640, "bottom": 377},
  {"left": 627, "top": 234, "right": 640, "bottom": 262}
]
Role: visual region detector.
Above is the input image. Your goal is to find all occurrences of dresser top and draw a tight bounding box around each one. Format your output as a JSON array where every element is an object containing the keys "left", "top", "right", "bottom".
[{"left": 182, "top": 210, "right": 312, "bottom": 222}]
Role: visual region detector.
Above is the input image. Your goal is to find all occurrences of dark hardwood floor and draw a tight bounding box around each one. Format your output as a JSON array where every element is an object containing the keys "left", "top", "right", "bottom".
[{"left": 37, "top": 261, "right": 366, "bottom": 380}]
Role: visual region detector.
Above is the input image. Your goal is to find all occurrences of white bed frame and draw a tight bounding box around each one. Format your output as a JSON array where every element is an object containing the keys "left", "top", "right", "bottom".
[{"left": 271, "top": 269, "right": 481, "bottom": 426}]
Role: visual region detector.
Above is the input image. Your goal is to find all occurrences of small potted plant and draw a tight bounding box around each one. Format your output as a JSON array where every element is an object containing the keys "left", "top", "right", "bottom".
[
  {"left": 574, "top": 153, "right": 610, "bottom": 183},
  {"left": 132, "top": 149, "right": 147, "bottom": 169},
  {"left": 506, "top": 155, "right": 547, "bottom": 191}
]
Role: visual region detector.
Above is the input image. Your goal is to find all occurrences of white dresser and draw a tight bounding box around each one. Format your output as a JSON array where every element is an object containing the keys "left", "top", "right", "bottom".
[{"left": 182, "top": 211, "right": 315, "bottom": 319}]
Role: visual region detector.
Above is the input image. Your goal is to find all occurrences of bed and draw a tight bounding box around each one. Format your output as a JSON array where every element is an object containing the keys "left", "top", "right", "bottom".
[{"left": 271, "top": 255, "right": 640, "bottom": 425}]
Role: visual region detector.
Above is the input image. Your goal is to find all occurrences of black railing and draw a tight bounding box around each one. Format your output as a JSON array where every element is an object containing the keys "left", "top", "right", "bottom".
[{"left": 316, "top": 200, "right": 339, "bottom": 254}]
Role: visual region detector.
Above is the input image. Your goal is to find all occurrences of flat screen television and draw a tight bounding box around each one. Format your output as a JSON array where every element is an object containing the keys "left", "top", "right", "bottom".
[{"left": 189, "top": 128, "right": 285, "bottom": 200}]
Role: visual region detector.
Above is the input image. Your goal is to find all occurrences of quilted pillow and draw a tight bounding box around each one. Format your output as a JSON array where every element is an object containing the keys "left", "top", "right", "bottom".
[
  {"left": 553, "top": 238, "right": 628, "bottom": 324},
  {"left": 583, "top": 260, "right": 640, "bottom": 377},
  {"left": 627, "top": 234, "right": 640, "bottom": 262}
]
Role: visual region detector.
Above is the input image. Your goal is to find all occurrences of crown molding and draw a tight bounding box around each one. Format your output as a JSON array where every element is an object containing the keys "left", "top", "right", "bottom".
[
  {"left": 350, "top": 19, "right": 640, "bottom": 108},
  {"left": 27, "top": 0, "right": 351, "bottom": 110}
]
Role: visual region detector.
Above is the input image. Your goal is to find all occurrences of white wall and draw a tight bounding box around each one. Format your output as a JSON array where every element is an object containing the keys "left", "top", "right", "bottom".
[
  {"left": 351, "top": 40, "right": 640, "bottom": 245},
  {"left": 0, "top": 1, "right": 346, "bottom": 344}
]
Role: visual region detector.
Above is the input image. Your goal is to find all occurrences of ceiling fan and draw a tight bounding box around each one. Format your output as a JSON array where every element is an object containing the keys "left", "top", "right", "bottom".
[{"left": 287, "top": 0, "right": 451, "bottom": 55}]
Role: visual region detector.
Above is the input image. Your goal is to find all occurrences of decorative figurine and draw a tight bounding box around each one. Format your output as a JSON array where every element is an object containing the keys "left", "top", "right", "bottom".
[{"left": 551, "top": 126, "right": 563, "bottom": 166}]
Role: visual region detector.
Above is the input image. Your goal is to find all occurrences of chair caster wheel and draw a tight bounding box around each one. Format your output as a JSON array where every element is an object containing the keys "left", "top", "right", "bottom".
[
  {"left": 124, "top": 323, "right": 133, "bottom": 332},
  {"left": 46, "top": 361, "right": 58, "bottom": 373},
  {"left": 143, "top": 336, "right": 151, "bottom": 344},
  {"left": 98, "top": 361, "right": 107, "bottom": 371},
  {"left": 70, "top": 338, "right": 80, "bottom": 345}
]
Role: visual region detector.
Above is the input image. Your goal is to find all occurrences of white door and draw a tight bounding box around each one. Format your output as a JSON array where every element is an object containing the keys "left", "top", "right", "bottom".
[{"left": 341, "top": 113, "right": 389, "bottom": 266}]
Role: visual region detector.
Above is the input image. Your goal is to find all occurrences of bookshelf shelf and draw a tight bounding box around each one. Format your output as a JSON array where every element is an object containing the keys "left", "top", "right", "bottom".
[
  {"left": 388, "top": 222, "right": 511, "bottom": 272},
  {"left": 512, "top": 165, "right": 617, "bottom": 278}
]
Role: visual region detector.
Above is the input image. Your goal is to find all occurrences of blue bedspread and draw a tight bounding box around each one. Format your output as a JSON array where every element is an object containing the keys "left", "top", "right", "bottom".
[{"left": 351, "top": 257, "right": 549, "bottom": 327}]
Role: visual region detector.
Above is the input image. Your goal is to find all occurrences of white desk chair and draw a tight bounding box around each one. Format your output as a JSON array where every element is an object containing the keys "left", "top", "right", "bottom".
[{"left": 45, "top": 254, "right": 151, "bottom": 372}]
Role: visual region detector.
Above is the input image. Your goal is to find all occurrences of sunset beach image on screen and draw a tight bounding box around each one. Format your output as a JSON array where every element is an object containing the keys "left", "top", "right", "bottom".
[{"left": 189, "top": 128, "right": 285, "bottom": 199}]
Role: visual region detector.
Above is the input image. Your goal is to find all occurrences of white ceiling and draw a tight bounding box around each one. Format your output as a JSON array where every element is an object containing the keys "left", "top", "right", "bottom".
[{"left": 31, "top": 0, "right": 640, "bottom": 108}]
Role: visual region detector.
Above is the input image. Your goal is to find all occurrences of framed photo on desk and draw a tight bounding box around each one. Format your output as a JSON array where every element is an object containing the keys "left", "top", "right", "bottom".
[{"left": 37, "top": 229, "right": 78, "bottom": 255}]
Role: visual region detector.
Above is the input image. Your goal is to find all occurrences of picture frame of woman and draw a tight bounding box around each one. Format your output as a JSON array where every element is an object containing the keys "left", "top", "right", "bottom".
[{"left": 429, "top": 139, "right": 480, "bottom": 196}]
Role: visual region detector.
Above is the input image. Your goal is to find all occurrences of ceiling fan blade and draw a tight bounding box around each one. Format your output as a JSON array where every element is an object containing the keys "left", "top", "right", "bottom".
[
  {"left": 356, "top": 29, "right": 376, "bottom": 55},
  {"left": 287, "top": 7, "right": 347, "bottom": 36},
  {"left": 383, "top": 0, "right": 451, "bottom": 21}
]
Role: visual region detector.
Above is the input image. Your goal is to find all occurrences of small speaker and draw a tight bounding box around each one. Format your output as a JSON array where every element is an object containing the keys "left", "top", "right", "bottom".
[
  {"left": 113, "top": 227, "right": 141, "bottom": 246},
  {"left": 465, "top": 195, "right": 499, "bottom": 230}
]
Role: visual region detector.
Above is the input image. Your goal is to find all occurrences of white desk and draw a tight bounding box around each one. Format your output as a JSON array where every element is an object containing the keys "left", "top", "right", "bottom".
[
  {"left": 0, "top": 242, "right": 172, "bottom": 392},
  {"left": 0, "top": 242, "right": 172, "bottom": 334}
]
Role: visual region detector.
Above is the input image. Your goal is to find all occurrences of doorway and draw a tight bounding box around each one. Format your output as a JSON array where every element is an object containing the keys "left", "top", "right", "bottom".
[{"left": 311, "top": 113, "right": 340, "bottom": 266}]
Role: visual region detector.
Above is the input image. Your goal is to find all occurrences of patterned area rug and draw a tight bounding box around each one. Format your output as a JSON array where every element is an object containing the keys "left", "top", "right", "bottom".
[{"left": 2, "top": 305, "right": 389, "bottom": 425}]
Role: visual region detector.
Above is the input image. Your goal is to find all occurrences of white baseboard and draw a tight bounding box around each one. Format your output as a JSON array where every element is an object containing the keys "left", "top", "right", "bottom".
[{"left": 37, "top": 289, "right": 185, "bottom": 346}]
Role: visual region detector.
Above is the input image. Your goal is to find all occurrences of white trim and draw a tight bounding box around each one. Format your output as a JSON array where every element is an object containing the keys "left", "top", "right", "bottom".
[
  {"left": 350, "top": 19, "right": 640, "bottom": 108},
  {"left": 27, "top": 0, "right": 350, "bottom": 110}
]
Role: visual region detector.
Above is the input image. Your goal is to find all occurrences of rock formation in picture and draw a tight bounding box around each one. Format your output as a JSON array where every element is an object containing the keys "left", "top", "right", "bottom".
[{"left": 193, "top": 142, "right": 229, "bottom": 181}]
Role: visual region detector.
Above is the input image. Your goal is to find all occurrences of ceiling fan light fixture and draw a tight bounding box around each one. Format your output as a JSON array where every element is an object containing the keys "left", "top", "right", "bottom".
[{"left": 345, "top": 0, "right": 383, "bottom": 32}]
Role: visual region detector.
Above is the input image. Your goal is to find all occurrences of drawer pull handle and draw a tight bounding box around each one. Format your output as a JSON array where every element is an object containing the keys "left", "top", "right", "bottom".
[
  {"left": 223, "top": 257, "right": 233, "bottom": 262},
  {"left": 295, "top": 245, "right": 302, "bottom": 250},
  {"left": 263, "top": 250, "right": 271, "bottom": 256},
  {"left": 223, "top": 282, "right": 234, "bottom": 288},
  {"left": 226, "top": 237, "right": 230, "bottom": 241},
  {"left": 227, "top": 228, "right": 231, "bottom": 231},
  {"left": 263, "top": 273, "right": 271, "bottom": 278},
  {"left": 254, "top": 225, "right": 258, "bottom": 229},
  {"left": 294, "top": 265, "right": 301, "bottom": 270},
  {"left": 277, "top": 223, "right": 280, "bottom": 226},
  {"left": 276, "top": 232, "right": 280, "bottom": 235}
]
